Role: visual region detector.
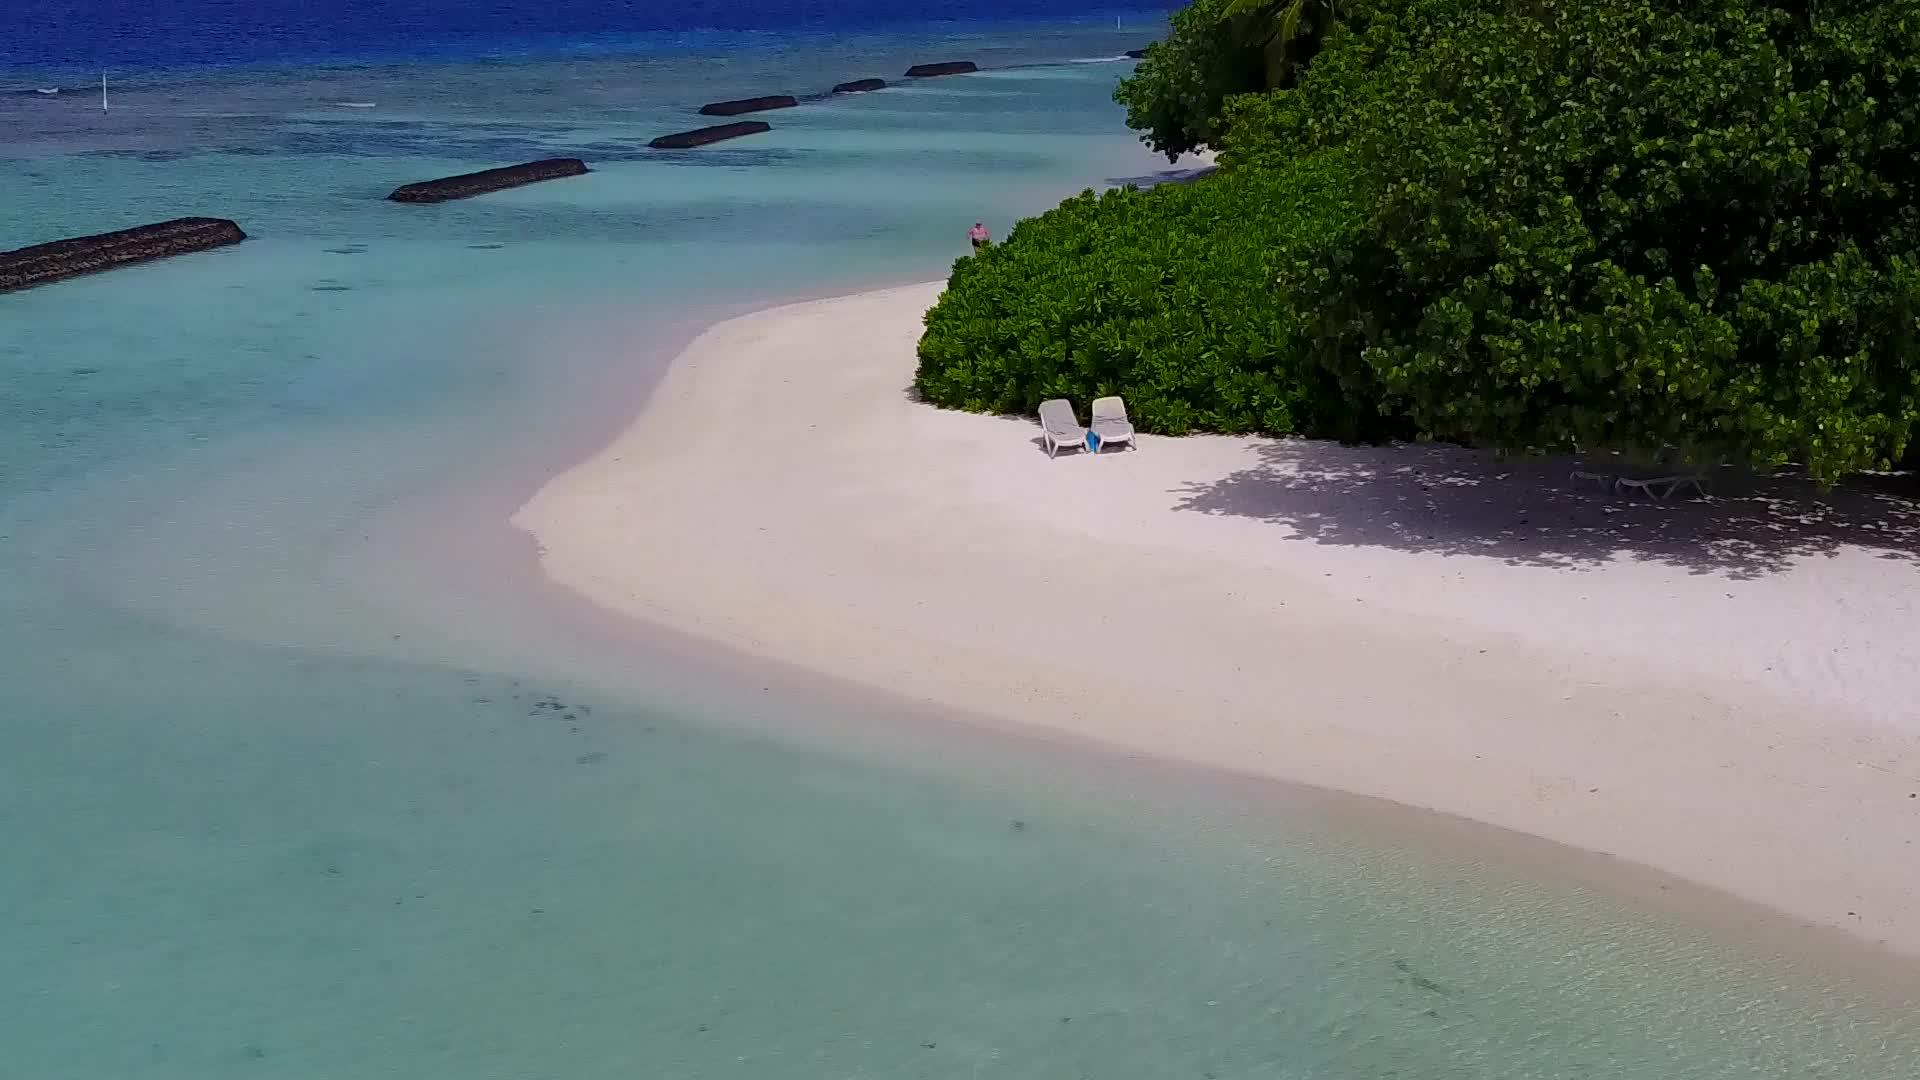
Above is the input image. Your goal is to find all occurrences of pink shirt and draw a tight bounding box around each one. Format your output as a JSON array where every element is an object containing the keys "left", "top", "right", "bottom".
[{"left": 968, "top": 225, "right": 989, "bottom": 243}]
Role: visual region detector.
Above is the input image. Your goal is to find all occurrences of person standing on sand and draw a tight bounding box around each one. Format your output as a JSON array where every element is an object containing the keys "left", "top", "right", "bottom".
[{"left": 968, "top": 222, "right": 990, "bottom": 251}]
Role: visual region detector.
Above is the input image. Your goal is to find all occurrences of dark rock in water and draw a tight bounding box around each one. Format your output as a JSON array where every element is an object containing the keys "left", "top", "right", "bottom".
[
  {"left": 832, "top": 78, "right": 887, "bottom": 94},
  {"left": 905, "top": 61, "right": 978, "bottom": 77},
  {"left": 387, "top": 158, "right": 589, "bottom": 204},
  {"left": 699, "top": 95, "right": 798, "bottom": 117},
  {"left": 1392, "top": 958, "right": 1453, "bottom": 997},
  {"left": 0, "top": 217, "right": 247, "bottom": 294},
  {"left": 1126, "top": 48, "right": 1149, "bottom": 59},
  {"left": 648, "top": 121, "right": 772, "bottom": 150}
]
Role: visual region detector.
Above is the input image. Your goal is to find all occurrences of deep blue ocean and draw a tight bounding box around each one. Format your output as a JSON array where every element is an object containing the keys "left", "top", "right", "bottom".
[{"left": 6, "top": 0, "right": 1173, "bottom": 70}]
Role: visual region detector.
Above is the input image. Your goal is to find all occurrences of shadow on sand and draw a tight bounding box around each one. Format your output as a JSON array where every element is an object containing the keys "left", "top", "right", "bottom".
[{"left": 1171, "top": 440, "right": 1920, "bottom": 580}]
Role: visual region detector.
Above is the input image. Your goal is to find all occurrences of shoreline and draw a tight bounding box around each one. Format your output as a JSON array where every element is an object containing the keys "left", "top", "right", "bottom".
[{"left": 515, "top": 280, "right": 1920, "bottom": 962}]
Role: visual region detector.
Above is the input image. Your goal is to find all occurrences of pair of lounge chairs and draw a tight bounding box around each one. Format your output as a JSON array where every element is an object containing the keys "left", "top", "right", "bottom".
[
  {"left": 1039, "top": 397, "right": 1136, "bottom": 457},
  {"left": 1569, "top": 469, "right": 1709, "bottom": 502}
]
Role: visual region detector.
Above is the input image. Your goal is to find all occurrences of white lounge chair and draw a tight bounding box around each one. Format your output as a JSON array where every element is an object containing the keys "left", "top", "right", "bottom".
[
  {"left": 1615, "top": 474, "right": 1707, "bottom": 502},
  {"left": 1038, "top": 398, "right": 1088, "bottom": 458},
  {"left": 1089, "top": 396, "right": 1136, "bottom": 452}
]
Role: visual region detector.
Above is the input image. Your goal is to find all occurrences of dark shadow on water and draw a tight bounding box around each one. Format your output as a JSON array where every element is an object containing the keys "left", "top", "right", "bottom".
[
  {"left": 1171, "top": 439, "right": 1920, "bottom": 580},
  {"left": 1105, "top": 164, "right": 1218, "bottom": 189}
]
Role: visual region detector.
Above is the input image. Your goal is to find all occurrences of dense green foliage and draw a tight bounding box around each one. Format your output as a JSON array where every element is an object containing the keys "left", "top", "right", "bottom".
[
  {"left": 1219, "top": 0, "right": 1351, "bottom": 87},
  {"left": 918, "top": 154, "right": 1381, "bottom": 437},
  {"left": 1245, "top": 0, "right": 1920, "bottom": 477},
  {"left": 1115, "top": 0, "right": 1363, "bottom": 158},
  {"left": 927, "top": 0, "right": 1920, "bottom": 480},
  {"left": 1112, "top": 0, "right": 1264, "bottom": 159}
]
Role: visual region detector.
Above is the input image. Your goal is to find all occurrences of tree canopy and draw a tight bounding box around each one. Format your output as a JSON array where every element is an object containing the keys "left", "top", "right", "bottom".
[
  {"left": 926, "top": 0, "right": 1920, "bottom": 481},
  {"left": 917, "top": 153, "right": 1379, "bottom": 439},
  {"left": 1113, "top": 0, "right": 1265, "bottom": 160},
  {"left": 1115, "top": 0, "right": 1366, "bottom": 158}
]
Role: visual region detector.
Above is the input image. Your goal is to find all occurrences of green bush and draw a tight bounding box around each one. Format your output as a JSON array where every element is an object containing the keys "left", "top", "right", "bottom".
[
  {"left": 1113, "top": 0, "right": 1265, "bottom": 160},
  {"left": 1115, "top": 0, "right": 1374, "bottom": 160},
  {"left": 930, "top": 0, "right": 1920, "bottom": 481},
  {"left": 1274, "top": 0, "right": 1920, "bottom": 479},
  {"left": 916, "top": 154, "right": 1385, "bottom": 439}
]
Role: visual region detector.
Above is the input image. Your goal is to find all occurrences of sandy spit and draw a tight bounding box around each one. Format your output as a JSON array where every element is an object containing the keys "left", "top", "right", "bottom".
[{"left": 515, "top": 281, "right": 1920, "bottom": 956}]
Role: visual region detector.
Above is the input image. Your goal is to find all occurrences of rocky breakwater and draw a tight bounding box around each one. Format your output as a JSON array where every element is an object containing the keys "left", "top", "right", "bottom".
[
  {"left": 904, "top": 61, "right": 977, "bottom": 77},
  {"left": 0, "top": 217, "right": 247, "bottom": 293},
  {"left": 698, "top": 95, "right": 798, "bottom": 117},
  {"left": 831, "top": 78, "right": 887, "bottom": 94},
  {"left": 387, "top": 158, "right": 589, "bottom": 203},
  {"left": 648, "top": 121, "right": 772, "bottom": 150}
]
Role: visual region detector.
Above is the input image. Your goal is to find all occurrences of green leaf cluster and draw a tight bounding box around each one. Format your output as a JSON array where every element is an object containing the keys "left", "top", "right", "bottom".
[
  {"left": 916, "top": 154, "right": 1388, "bottom": 440},
  {"left": 1115, "top": 0, "right": 1371, "bottom": 159},
  {"left": 1272, "top": 0, "right": 1920, "bottom": 479},
  {"left": 1114, "top": 0, "right": 1267, "bottom": 159}
]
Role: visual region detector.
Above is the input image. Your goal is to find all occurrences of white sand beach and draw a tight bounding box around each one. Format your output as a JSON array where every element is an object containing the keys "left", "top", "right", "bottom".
[{"left": 516, "top": 281, "right": 1920, "bottom": 955}]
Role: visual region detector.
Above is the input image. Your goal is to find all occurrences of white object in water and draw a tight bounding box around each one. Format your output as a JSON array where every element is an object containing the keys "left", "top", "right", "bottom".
[
  {"left": 101, "top": 72, "right": 107, "bottom": 112},
  {"left": 35, "top": 87, "right": 59, "bottom": 95},
  {"left": 334, "top": 102, "right": 377, "bottom": 108}
]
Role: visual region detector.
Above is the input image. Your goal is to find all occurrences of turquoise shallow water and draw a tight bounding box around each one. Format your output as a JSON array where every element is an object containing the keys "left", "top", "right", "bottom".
[{"left": 4, "top": 22, "right": 1920, "bottom": 1079}]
